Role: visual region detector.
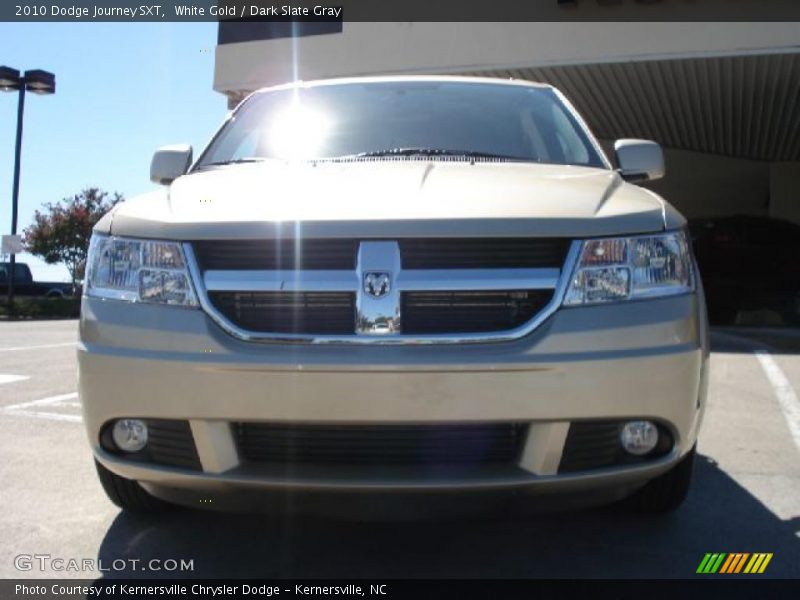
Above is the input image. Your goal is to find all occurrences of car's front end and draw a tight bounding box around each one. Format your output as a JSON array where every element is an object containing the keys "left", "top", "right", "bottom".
[{"left": 78, "top": 77, "right": 709, "bottom": 514}]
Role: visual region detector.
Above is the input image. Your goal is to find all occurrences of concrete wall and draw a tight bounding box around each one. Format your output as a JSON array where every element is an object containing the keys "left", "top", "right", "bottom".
[
  {"left": 644, "top": 148, "right": 770, "bottom": 220},
  {"left": 215, "top": 22, "right": 800, "bottom": 96},
  {"left": 640, "top": 150, "right": 800, "bottom": 225}
]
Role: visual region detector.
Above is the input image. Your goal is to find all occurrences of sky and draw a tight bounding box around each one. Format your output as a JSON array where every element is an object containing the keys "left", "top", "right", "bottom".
[{"left": 0, "top": 22, "right": 227, "bottom": 281}]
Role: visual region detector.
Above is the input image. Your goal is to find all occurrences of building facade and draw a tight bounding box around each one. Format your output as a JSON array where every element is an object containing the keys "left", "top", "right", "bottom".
[{"left": 213, "top": 4, "right": 800, "bottom": 225}]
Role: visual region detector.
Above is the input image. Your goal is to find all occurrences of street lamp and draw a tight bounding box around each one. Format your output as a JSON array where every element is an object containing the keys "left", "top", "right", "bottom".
[{"left": 0, "top": 66, "right": 55, "bottom": 310}]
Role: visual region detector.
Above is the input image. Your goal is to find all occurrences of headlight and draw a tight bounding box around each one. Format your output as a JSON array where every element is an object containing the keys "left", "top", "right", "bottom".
[
  {"left": 564, "top": 231, "right": 693, "bottom": 306},
  {"left": 85, "top": 235, "right": 198, "bottom": 307}
]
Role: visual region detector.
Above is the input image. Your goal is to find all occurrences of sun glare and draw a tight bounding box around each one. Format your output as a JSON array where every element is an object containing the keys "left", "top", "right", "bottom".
[{"left": 268, "top": 103, "right": 330, "bottom": 160}]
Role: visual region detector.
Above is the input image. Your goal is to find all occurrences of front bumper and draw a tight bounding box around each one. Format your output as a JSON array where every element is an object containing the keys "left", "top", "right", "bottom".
[{"left": 79, "top": 293, "right": 709, "bottom": 504}]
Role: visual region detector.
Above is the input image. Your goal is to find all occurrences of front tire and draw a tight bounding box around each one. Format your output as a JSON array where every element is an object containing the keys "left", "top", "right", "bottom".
[
  {"left": 619, "top": 446, "right": 695, "bottom": 514},
  {"left": 94, "top": 459, "right": 170, "bottom": 512}
]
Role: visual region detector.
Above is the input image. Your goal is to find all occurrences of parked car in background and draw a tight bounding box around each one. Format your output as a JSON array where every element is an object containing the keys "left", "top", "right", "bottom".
[
  {"left": 0, "top": 262, "right": 73, "bottom": 298},
  {"left": 689, "top": 215, "right": 800, "bottom": 326}
]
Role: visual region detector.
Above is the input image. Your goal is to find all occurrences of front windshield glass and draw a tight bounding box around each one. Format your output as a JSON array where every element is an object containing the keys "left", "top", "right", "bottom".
[{"left": 195, "top": 81, "right": 607, "bottom": 168}]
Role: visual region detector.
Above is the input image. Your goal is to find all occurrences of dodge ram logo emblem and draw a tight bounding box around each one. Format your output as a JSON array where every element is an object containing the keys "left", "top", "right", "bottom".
[{"left": 364, "top": 272, "right": 391, "bottom": 298}]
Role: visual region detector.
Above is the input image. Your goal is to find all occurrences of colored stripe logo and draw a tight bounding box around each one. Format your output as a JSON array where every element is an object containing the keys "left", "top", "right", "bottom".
[{"left": 696, "top": 553, "right": 773, "bottom": 574}]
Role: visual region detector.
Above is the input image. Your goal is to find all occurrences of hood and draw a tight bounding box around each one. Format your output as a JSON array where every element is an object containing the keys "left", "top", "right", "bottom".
[{"left": 102, "top": 161, "right": 677, "bottom": 240}]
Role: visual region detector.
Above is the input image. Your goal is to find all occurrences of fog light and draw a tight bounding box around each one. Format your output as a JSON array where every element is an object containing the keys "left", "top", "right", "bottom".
[
  {"left": 111, "top": 419, "right": 148, "bottom": 453},
  {"left": 620, "top": 420, "right": 658, "bottom": 456}
]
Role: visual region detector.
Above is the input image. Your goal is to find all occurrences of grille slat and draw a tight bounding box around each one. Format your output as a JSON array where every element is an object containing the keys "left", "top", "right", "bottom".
[
  {"left": 401, "top": 290, "right": 552, "bottom": 334},
  {"left": 400, "top": 238, "right": 570, "bottom": 269},
  {"left": 195, "top": 238, "right": 569, "bottom": 337},
  {"left": 208, "top": 291, "right": 356, "bottom": 334},
  {"left": 235, "top": 423, "right": 526, "bottom": 466},
  {"left": 144, "top": 419, "right": 202, "bottom": 471},
  {"left": 193, "top": 239, "right": 358, "bottom": 271},
  {"left": 558, "top": 422, "right": 622, "bottom": 473},
  {"left": 147, "top": 440, "right": 198, "bottom": 451},
  {"left": 194, "top": 238, "right": 568, "bottom": 271},
  {"left": 558, "top": 421, "right": 676, "bottom": 474}
]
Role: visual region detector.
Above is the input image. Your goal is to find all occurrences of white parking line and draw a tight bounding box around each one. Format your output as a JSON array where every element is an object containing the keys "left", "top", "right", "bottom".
[
  {"left": 2, "top": 392, "right": 81, "bottom": 423},
  {"left": 5, "top": 392, "right": 78, "bottom": 410},
  {"left": 3, "top": 410, "right": 81, "bottom": 423},
  {"left": 0, "top": 342, "right": 77, "bottom": 353},
  {"left": 0, "top": 374, "right": 30, "bottom": 385},
  {"left": 754, "top": 350, "right": 800, "bottom": 453}
]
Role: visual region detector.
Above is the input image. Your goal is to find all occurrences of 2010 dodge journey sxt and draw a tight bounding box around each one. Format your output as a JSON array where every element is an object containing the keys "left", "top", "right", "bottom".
[{"left": 79, "top": 76, "right": 709, "bottom": 515}]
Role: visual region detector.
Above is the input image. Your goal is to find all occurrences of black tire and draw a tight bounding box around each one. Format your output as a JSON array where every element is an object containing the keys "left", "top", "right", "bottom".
[
  {"left": 94, "top": 459, "right": 170, "bottom": 512},
  {"left": 619, "top": 446, "right": 695, "bottom": 514}
]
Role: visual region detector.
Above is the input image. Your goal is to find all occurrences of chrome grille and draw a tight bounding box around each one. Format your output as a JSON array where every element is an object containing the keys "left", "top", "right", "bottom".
[{"left": 186, "top": 238, "right": 578, "bottom": 343}]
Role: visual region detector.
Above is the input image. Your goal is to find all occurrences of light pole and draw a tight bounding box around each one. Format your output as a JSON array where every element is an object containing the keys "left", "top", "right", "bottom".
[{"left": 0, "top": 66, "right": 56, "bottom": 311}]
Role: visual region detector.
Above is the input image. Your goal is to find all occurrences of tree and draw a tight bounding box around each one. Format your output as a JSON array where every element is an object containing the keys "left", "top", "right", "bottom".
[{"left": 23, "top": 188, "right": 124, "bottom": 287}]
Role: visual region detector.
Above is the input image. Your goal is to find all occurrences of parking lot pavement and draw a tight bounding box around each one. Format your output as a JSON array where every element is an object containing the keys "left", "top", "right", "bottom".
[{"left": 0, "top": 320, "right": 798, "bottom": 579}]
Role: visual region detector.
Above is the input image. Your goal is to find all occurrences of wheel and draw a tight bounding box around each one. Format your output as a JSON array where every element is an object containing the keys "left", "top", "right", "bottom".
[
  {"left": 94, "top": 459, "right": 170, "bottom": 512},
  {"left": 619, "top": 446, "right": 695, "bottom": 514}
]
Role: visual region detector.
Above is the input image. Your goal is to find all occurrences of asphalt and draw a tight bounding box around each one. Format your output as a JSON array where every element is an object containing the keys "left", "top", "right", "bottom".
[{"left": 0, "top": 319, "right": 798, "bottom": 579}]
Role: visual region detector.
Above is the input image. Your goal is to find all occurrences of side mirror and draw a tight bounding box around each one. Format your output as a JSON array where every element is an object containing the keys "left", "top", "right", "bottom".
[
  {"left": 150, "top": 144, "right": 193, "bottom": 185},
  {"left": 614, "top": 139, "right": 664, "bottom": 182}
]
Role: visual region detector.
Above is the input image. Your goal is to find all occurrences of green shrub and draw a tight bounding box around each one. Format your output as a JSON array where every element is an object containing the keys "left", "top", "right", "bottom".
[{"left": 0, "top": 297, "right": 80, "bottom": 319}]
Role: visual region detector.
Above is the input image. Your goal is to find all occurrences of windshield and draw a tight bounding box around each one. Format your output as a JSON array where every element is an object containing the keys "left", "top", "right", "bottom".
[{"left": 195, "top": 81, "right": 607, "bottom": 168}]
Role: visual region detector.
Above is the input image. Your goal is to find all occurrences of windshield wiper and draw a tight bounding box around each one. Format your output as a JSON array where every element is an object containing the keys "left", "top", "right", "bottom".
[
  {"left": 197, "top": 157, "right": 266, "bottom": 169},
  {"left": 346, "top": 148, "right": 531, "bottom": 161}
]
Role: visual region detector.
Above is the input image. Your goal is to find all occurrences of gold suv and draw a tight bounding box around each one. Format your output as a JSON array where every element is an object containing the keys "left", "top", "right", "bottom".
[{"left": 79, "top": 77, "right": 708, "bottom": 514}]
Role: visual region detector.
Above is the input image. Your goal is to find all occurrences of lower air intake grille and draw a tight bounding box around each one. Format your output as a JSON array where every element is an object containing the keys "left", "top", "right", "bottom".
[
  {"left": 235, "top": 423, "right": 527, "bottom": 466},
  {"left": 558, "top": 422, "right": 622, "bottom": 474},
  {"left": 401, "top": 290, "right": 553, "bottom": 334},
  {"left": 558, "top": 421, "right": 674, "bottom": 473},
  {"left": 208, "top": 291, "right": 356, "bottom": 335},
  {"left": 145, "top": 419, "right": 201, "bottom": 471}
]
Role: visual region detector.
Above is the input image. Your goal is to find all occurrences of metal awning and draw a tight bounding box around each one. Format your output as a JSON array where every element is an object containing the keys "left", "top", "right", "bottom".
[{"left": 465, "top": 52, "right": 800, "bottom": 162}]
